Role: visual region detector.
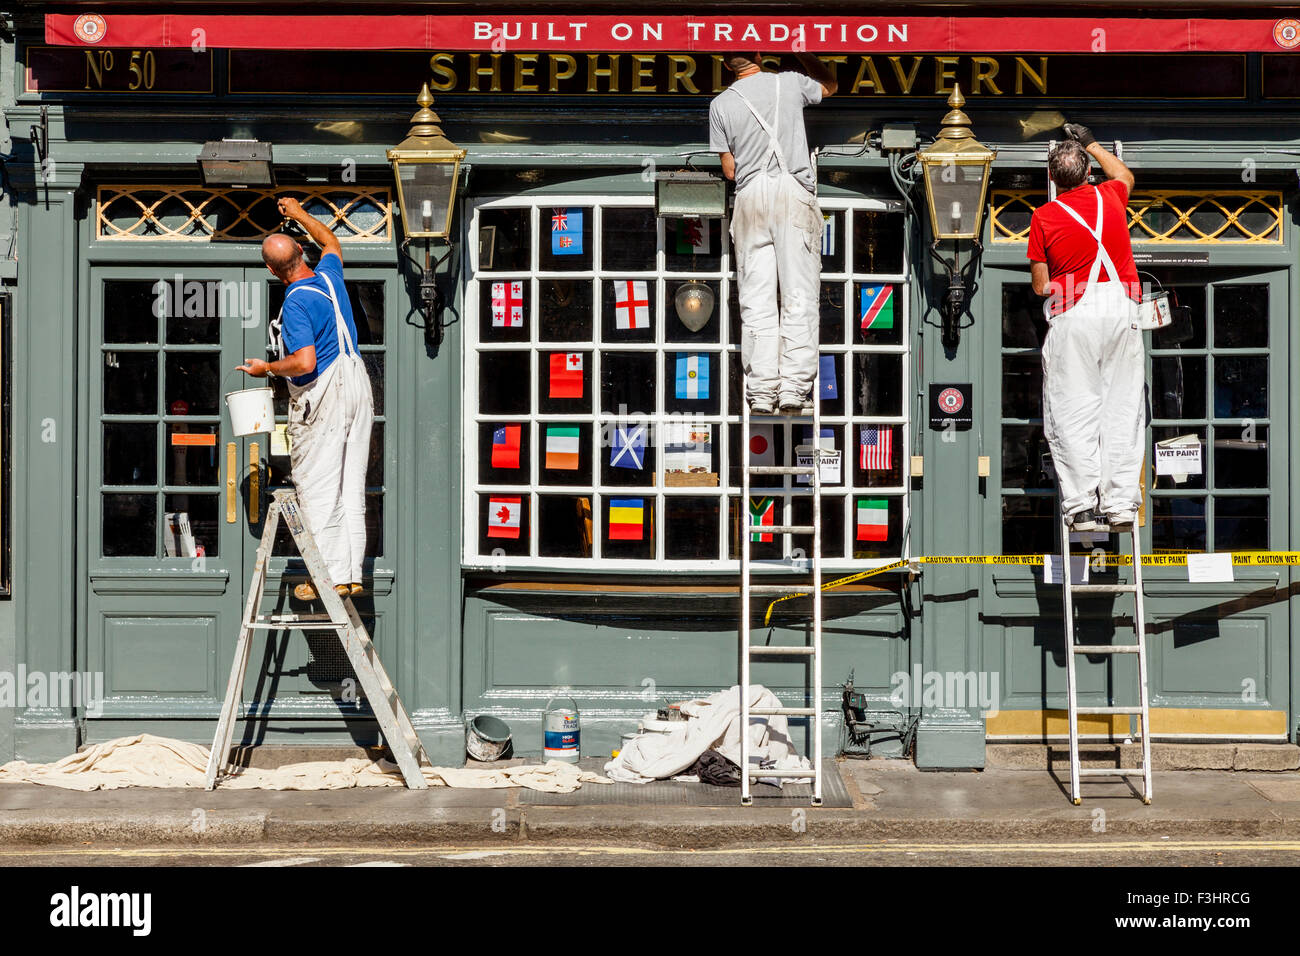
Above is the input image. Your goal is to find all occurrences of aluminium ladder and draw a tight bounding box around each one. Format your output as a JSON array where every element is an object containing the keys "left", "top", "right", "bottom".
[
  {"left": 1060, "top": 513, "right": 1152, "bottom": 805},
  {"left": 205, "top": 488, "right": 429, "bottom": 790},
  {"left": 740, "top": 392, "right": 824, "bottom": 807}
]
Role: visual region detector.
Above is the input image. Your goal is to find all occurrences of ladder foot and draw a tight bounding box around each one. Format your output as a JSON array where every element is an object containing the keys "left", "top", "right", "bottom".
[
  {"left": 1072, "top": 797, "right": 1081, "bottom": 806},
  {"left": 1143, "top": 797, "right": 1151, "bottom": 805},
  {"left": 741, "top": 796, "right": 753, "bottom": 807},
  {"left": 811, "top": 797, "right": 823, "bottom": 808}
]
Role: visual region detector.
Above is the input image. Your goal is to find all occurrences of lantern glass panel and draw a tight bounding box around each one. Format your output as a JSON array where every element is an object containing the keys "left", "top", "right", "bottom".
[
  {"left": 397, "top": 161, "right": 456, "bottom": 235},
  {"left": 925, "top": 161, "right": 988, "bottom": 239}
]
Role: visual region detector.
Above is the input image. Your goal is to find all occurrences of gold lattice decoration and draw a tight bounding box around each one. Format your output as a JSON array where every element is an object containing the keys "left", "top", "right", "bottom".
[
  {"left": 96, "top": 185, "right": 393, "bottom": 242},
  {"left": 990, "top": 190, "right": 1283, "bottom": 245}
]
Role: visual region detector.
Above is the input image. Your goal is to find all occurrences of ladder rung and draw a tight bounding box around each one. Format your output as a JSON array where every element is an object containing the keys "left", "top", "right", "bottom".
[
  {"left": 1076, "top": 767, "right": 1147, "bottom": 777},
  {"left": 1076, "top": 706, "right": 1143, "bottom": 715},
  {"left": 746, "top": 767, "right": 818, "bottom": 778},
  {"left": 1071, "top": 583, "right": 1138, "bottom": 594},
  {"left": 1073, "top": 644, "right": 1140, "bottom": 654},
  {"left": 748, "top": 646, "right": 816, "bottom": 657},
  {"left": 247, "top": 622, "right": 344, "bottom": 631},
  {"left": 258, "top": 613, "right": 333, "bottom": 623},
  {"left": 761, "top": 525, "right": 815, "bottom": 535},
  {"left": 747, "top": 584, "right": 814, "bottom": 595},
  {"left": 749, "top": 706, "right": 816, "bottom": 716},
  {"left": 748, "top": 465, "right": 815, "bottom": 475}
]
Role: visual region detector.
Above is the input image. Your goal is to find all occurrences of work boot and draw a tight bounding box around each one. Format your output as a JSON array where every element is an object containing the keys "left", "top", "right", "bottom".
[
  {"left": 1068, "top": 509, "right": 1100, "bottom": 532},
  {"left": 293, "top": 582, "right": 351, "bottom": 602},
  {"left": 748, "top": 398, "right": 775, "bottom": 416},
  {"left": 1106, "top": 512, "right": 1137, "bottom": 531}
]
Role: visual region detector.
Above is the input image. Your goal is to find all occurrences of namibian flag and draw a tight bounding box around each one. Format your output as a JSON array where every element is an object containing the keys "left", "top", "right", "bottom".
[
  {"left": 750, "top": 497, "right": 775, "bottom": 542},
  {"left": 860, "top": 285, "right": 894, "bottom": 331},
  {"left": 856, "top": 498, "right": 889, "bottom": 542},
  {"left": 609, "top": 498, "right": 644, "bottom": 540}
]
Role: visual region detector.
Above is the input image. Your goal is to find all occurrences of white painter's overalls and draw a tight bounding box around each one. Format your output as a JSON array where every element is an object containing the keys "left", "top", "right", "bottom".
[
  {"left": 1040, "top": 187, "right": 1145, "bottom": 519},
  {"left": 275, "top": 274, "right": 374, "bottom": 587},
  {"left": 728, "top": 74, "right": 823, "bottom": 407}
]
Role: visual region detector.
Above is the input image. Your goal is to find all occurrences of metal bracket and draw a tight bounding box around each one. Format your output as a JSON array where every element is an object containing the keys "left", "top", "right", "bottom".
[{"left": 29, "top": 105, "right": 48, "bottom": 170}]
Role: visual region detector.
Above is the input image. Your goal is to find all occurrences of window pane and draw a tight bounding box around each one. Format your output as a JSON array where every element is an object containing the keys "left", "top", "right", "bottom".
[
  {"left": 665, "top": 496, "right": 719, "bottom": 560},
  {"left": 479, "top": 351, "right": 531, "bottom": 415},
  {"left": 164, "top": 352, "right": 220, "bottom": 416},
  {"left": 852, "top": 210, "right": 905, "bottom": 274},
  {"left": 1001, "top": 354, "right": 1042, "bottom": 419},
  {"left": 664, "top": 216, "right": 722, "bottom": 273},
  {"left": 855, "top": 282, "right": 902, "bottom": 347},
  {"left": 538, "top": 494, "right": 594, "bottom": 558},
  {"left": 103, "top": 280, "right": 159, "bottom": 344},
  {"left": 1213, "top": 356, "right": 1267, "bottom": 418},
  {"left": 477, "top": 207, "right": 531, "bottom": 272},
  {"left": 103, "top": 493, "right": 156, "bottom": 556},
  {"left": 728, "top": 495, "right": 785, "bottom": 560},
  {"left": 538, "top": 351, "right": 591, "bottom": 414},
  {"left": 362, "top": 352, "right": 385, "bottom": 417},
  {"left": 727, "top": 284, "right": 741, "bottom": 347},
  {"left": 365, "top": 493, "right": 383, "bottom": 557},
  {"left": 164, "top": 280, "right": 224, "bottom": 344},
  {"left": 663, "top": 421, "right": 718, "bottom": 483},
  {"left": 479, "top": 422, "right": 529, "bottom": 485},
  {"left": 850, "top": 496, "right": 903, "bottom": 558},
  {"left": 1001, "top": 284, "right": 1045, "bottom": 349},
  {"left": 1214, "top": 425, "right": 1268, "bottom": 490},
  {"left": 1153, "top": 284, "right": 1205, "bottom": 349},
  {"left": 601, "top": 352, "right": 655, "bottom": 416},
  {"left": 818, "top": 353, "right": 845, "bottom": 417},
  {"left": 346, "top": 280, "right": 385, "bottom": 345},
  {"left": 104, "top": 351, "right": 157, "bottom": 415},
  {"left": 1152, "top": 426, "right": 1206, "bottom": 491},
  {"left": 104, "top": 422, "right": 157, "bottom": 486},
  {"left": 854, "top": 424, "right": 903, "bottom": 488},
  {"left": 1151, "top": 356, "right": 1206, "bottom": 420},
  {"left": 540, "top": 279, "right": 594, "bottom": 342},
  {"left": 602, "top": 279, "right": 655, "bottom": 343},
  {"left": 1001, "top": 495, "right": 1057, "bottom": 554},
  {"left": 819, "top": 281, "right": 845, "bottom": 344},
  {"left": 820, "top": 211, "right": 845, "bottom": 274},
  {"left": 479, "top": 493, "right": 529, "bottom": 557},
  {"left": 665, "top": 279, "right": 721, "bottom": 344},
  {"left": 539, "top": 422, "right": 592, "bottom": 486},
  {"left": 165, "top": 424, "right": 219, "bottom": 486},
  {"left": 164, "top": 494, "right": 218, "bottom": 557},
  {"left": 1001, "top": 425, "right": 1053, "bottom": 491},
  {"left": 604, "top": 207, "right": 658, "bottom": 272},
  {"left": 603, "top": 496, "right": 653, "bottom": 559},
  {"left": 1151, "top": 496, "right": 1206, "bottom": 553},
  {"left": 366, "top": 421, "right": 384, "bottom": 488},
  {"left": 664, "top": 352, "right": 721, "bottom": 415},
  {"left": 854, "top": 353, "right": 903, "bottom": 417},
  {"left": 794, "top": 495, "right": 845, "bottom": 558},
  {"left": 479, "top": 279, "right": 529, "bottom": 343},
  {"left": 1215, "top": 496, "right": 1267, "bottom": 551},
  {"left": 601, "top": 417, "right": 655, "bottom": 486},
  {"left": 538, "top": 206, "right": 592, "bottom": 272},
  {"left": 1213, "top": 284, "right": 1268, "bottom": 349},
  {"left": 728, "top": 422, "right": 785, "bottom": 490}
]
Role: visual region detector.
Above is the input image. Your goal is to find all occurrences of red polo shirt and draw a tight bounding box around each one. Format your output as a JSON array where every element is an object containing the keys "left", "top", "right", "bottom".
[{"left": 1027, "top": 179, "right": 1141, "bottom": 316}]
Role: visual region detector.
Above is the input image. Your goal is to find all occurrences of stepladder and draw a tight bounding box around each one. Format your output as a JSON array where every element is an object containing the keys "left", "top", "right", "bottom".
[
  {"left": 740, "top": 390, "right": 825, "bottom": 806},
  {"left": 1060, "top": 512, "right": 1152, "bottom": 805},
  {"left": 204, "top": 489, "right": 429, "bottom": 790}
]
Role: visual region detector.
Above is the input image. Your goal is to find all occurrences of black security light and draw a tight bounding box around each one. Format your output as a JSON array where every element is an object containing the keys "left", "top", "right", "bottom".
[{"left": 198, "top": 139, "right": 275, "bottom": 188}]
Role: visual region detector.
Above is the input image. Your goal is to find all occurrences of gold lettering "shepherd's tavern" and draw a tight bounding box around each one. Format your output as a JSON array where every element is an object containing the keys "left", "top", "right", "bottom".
[{"left": 427, "top": 53, "right": 1049, "bottom": 96}]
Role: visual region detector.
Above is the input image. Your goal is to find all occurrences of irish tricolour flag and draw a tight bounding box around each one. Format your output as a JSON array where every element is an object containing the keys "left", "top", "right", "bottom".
[
  {"left": 856, "top": 498, "right": 889, "bottom": 542},
  {"left": 545, "top": 426, "right": 580, "bottom": 470}
]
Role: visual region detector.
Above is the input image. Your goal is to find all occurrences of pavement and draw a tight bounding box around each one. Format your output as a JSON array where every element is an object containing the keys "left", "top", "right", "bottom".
[{"left": 4, "top": 750, "right": 1300, "bottom": 849}]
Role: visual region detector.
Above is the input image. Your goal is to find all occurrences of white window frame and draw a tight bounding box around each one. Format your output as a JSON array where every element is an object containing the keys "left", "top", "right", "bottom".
[{"left": 462, "top": 192, "right": 910, "bottom": 572}]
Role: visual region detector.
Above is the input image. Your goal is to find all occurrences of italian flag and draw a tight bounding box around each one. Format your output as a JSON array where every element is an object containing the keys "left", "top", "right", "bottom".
[
  {"left": 856, "top": 498, "right": 889, "bottom": 542},
  {"left": 545, "top": 426, "right": 580, "bottom": 470}
]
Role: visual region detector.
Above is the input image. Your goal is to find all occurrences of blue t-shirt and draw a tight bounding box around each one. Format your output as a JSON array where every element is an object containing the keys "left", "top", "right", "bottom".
[{"left": 277, "top": 253, "right": 360, "bottom": 386}]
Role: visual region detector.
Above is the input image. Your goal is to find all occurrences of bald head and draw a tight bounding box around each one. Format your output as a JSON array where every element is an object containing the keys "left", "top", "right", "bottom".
[{"left": 262, "top": 233, "right": 304, "bottom": 283}]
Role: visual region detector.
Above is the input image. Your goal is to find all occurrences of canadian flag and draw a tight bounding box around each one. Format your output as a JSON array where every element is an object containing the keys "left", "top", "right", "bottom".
[{"left": 487, "top": 496, "right": 522, "bottom": 538}]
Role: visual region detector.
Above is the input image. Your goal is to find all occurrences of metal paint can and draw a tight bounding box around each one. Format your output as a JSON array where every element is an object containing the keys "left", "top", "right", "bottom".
[{"left": 542, "top": 694, "right": 580, "bottom": 763}]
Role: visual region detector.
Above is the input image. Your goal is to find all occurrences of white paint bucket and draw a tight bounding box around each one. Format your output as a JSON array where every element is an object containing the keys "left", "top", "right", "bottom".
[
  {"left": 542, "top": 694, "right": 580, "bottom": 763},
  {"left": 225, "top": 387, "right": 274, "bottom": 436}
]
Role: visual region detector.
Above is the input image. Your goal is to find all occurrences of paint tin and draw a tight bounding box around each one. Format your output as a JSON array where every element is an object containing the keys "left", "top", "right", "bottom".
[{"left": 542, "top": 694, "right": 580, "bottom": 763}]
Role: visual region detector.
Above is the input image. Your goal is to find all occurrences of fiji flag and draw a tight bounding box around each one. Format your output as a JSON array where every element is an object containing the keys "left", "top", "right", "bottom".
[
  {"left": 610, "top": 423, "right": 646, "bottom": 470},
  {"left": 552, "top": 207, "right": 583, "bottom": 255},
  {"left": 675, "top": 353, "right": 710, "bottom": 400}
]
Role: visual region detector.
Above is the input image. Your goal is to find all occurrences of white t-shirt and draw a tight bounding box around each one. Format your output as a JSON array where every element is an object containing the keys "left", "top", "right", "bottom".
[{"left": 708, "top": 71, "right": 823, "bottom": 194}]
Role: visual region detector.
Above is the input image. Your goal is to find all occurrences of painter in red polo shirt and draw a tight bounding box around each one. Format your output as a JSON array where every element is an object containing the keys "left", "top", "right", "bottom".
[{"left": 1027, "top": 125, "right": 1146, "bottom": 533}]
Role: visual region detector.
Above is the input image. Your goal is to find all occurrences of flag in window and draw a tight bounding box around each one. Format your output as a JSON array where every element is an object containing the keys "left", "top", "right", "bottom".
[
  {"left": 614, "top": 280, "right": 651, "bottom": 330},
  {"left": 491, "top": 424, "right": 521, "bottom": 469},
  {"left": 748, "top": 424, "right": 775, "bottom": 466},
  {"left": 674, "top": 217, "right": 710, "bottom": 254},
  {"left": 819, "top": 354, "right": 838, "bottom": 400},
  {"left": 856, "top": 498, "right": 889, "bottom": 542},
  {"left": 822, "top": 214, "right": 835, "bottom": 256},
  {"left": 609, "top": 497, "right": 645, "bottom": 540},
  {"left": 861, "top": 285, "right": 895, "bottom": 330},
  {"left": 545, "top": 425, "right": 581, "bottom": 470},
  {"left": 860, "top": 426, "right": 893, "bottom": 471},
  {"left": 552, "top": 207, "right": 583, "bottom": 255},
  {"left": 675, "top": 353, "right": 710, "bottom": 400},
  {"left": 610, "top": 423, "right": 646, "bottom": 470},
  {"left": 749, "top": 497, "right": 775, "bottom": 542},
  {"left": 487, "top": 496, "right": 522, "bottom": 538},
  {"left": 490, "top": 280, "right": 524, "bottom": 327},
  {"left": 549, "top": 352, "right": 584, "bottom": 398}
]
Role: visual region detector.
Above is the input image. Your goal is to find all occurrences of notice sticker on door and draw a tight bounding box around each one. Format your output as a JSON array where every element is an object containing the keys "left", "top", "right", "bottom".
[
  {"left": 1043, "top": 554, "right": 1089, "bottom": 585},
  {"left": 1187, "top": 552, "right": 1234, "bottom": 583},
  {"left": 1155, "top": 434, "right": 1202, "bottom": 483}
]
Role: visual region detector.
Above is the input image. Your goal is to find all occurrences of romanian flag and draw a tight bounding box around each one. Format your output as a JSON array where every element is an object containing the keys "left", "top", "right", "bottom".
[
  {"left": 491, "top": 424, "right": 521, "bottom": 469},
  {"left": 609, "top": 498, "right": 644, "bottom": 540},
  {"left": 856, "top": 498, "right": 889, "bottom": 542},
  {"left": 749, "top": 497, "right": 775, "bottom": 542},
  {"left": 545, "top": 426, "right": 580, "bottom": 470}
]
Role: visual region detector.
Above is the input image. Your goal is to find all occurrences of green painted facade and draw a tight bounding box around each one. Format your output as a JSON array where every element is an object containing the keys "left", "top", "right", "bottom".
[{"left": 2, "top": 17, "right": 1298, "bottom": 770}]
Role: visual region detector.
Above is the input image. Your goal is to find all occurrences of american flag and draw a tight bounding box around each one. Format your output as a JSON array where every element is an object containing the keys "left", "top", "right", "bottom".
[{"left": 860, "top": 426, "right": 892, "bottom": 470}]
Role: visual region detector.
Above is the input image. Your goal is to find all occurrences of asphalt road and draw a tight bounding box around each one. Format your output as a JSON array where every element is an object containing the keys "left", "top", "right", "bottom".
[{"left": 1, "top": 840, "right": 1298, "bottom": 866}]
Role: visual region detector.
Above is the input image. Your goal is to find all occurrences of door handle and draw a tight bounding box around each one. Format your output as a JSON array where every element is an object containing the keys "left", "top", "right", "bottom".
[
  {"left": 226, "top": 442, "right": 237, "bottom": 523},
  {"left": 249, "top": 441, "right": 259, "bottom": 523}
]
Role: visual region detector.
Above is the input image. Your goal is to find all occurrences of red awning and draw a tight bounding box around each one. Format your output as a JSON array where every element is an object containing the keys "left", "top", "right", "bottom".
[{"left": 44, "top": 13, "right": 1300, "bottom": 53}]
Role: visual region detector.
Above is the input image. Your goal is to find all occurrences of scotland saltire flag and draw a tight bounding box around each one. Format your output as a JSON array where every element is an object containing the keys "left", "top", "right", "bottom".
[{"left": 610, "top": 424, "right": 646, "bottom": 470}]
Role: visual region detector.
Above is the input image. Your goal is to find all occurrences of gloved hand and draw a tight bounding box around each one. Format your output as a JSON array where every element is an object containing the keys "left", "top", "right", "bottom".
[{"left": 1063, "top": 122, "right": 1097, "bottom": 149}]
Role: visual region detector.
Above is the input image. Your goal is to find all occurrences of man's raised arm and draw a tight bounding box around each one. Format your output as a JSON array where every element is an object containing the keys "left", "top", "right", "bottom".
[
  {"left": 279, "top": 197, "right": 342, "bottom": 262},
  {"left": 794, "top": 52, "right": 838, "bottom": 97}
]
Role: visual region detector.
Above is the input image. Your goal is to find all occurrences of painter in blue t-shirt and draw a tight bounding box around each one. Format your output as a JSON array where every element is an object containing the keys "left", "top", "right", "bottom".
[{"left": 274, "top": 253, "right": 360, "bottom": 386}]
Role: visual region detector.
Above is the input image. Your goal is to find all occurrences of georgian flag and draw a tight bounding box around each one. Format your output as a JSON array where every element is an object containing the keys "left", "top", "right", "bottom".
[{"left": 491, "top": 281, "right": 524, "bottom": 327}]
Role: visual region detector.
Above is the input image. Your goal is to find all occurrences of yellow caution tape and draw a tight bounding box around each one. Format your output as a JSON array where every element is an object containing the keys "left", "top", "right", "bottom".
[{"left": 762, "top": 551, "right": 1300, "bottom": 625}]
